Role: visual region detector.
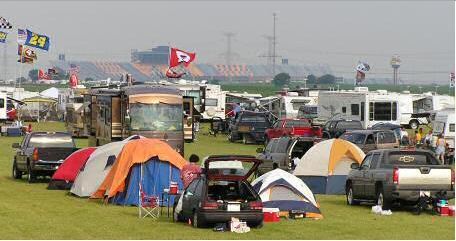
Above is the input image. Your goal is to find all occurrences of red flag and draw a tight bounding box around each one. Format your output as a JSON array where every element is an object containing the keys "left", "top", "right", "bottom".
[
  {"left": 38, "top": 69, "right": 51, "bottom": 80},
  {"left": 169, "top": 47, "right": 196, "bottom": 68},
  {"left": 69, "top": 73, "right": 78, "bottom": 88}
]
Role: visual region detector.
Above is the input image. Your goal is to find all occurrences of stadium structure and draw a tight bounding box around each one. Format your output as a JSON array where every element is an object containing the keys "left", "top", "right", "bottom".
[{"left": 50, "top": 46, "right": 333, "bottom": 82}]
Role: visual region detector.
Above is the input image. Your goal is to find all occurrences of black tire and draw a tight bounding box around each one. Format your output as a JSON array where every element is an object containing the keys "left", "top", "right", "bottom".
[
  {"left": 346, "top": 184, "right": 359, "bottom": 205},
  {"left": 376, "top": 186, "right": 392, "bottom": 210},
  {"left": 12, "top": 160, "right": 22, "bottom": 179},
  {"left": 27, "top": 164, "right": 36, "bottom": 183},
  {"left": 192, "top": 211, "right": 205, "bottom": 228},
  {"left": 228, "top": 133, "right": 235, "bottom": 142},
  {"left": 251, "top": 221, "right": 263, "bottom": 229},
  {"left": 409, "top": 120, "right": 419, "bottom": 130}
]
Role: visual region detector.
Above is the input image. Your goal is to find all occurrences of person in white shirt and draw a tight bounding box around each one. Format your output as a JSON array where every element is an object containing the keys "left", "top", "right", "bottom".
[{"left": 400, "top": 127, "right": 409, "bottom": 145}]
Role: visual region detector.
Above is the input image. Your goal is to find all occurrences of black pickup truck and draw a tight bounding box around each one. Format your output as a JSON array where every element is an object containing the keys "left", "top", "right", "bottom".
[
  {"left": 345, "top": 149, "right": 454, "bottom": 210},
  {"left": 12, "top": 132, "right": 77, "bottom": 183}
]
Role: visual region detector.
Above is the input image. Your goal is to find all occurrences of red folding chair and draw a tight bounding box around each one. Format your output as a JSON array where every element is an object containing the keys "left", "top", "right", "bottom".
[{"left": 138, "top": 164, "right": 160, "bottom": 219}]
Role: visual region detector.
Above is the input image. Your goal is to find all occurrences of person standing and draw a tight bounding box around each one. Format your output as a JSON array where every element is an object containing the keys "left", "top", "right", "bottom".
[
  {"left": 424, "top": 130, "right": 433, "bottom": 149},
  {"left": 400, "top": 127, "right": 409, "bottom": 146},
  {"left": 180, "top": 154, "right": 202, "bottom": 189},
  {"left": 435, "top": 134, "right": 446, "bottom": 162},
  {"left": 414, "top": 130, "right": 422, "bottom": 147}
]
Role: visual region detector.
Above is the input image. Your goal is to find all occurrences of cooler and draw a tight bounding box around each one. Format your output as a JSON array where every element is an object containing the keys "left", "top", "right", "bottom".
[{"left": 263, "top": 208, "right": 280, "bottom": 222}]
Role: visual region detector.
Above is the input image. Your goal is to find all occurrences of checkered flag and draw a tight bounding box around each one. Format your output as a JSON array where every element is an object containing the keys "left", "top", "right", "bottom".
[{"left": 0, "top": 17, "right": 12, "bottom": 29}]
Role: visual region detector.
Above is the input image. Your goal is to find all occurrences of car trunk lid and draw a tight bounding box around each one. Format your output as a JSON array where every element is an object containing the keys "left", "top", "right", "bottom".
[{"left": 204, "top": 155, "right": 262, "bottom": 181}]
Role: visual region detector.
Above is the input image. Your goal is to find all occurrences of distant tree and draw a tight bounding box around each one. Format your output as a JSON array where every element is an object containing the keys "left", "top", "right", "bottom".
[
  {"left": 28, "top": 69, "right": 39, "bottom": 81},
  {"left": 85, "top": 77, "right": 94, "bottom": 82},
  {"left": 272, "top": 72, "right": 291, "bottom": 87},
  {"left": 317, "top": 74, "right": 336, "bottom": 84},
  {"left": 306, "top": 74, "right": 317, "bottom": 84},
  {"left": 16, "top": 76, "right": 27, "bottom": 83},
  {"left": 209, "top": 79, "right": 220, "bottom": 85}
]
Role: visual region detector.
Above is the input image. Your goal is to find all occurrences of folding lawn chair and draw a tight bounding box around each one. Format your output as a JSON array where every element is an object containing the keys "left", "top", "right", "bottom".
[{"left": 138, "top": 163, "right": 160, "bottom": 219}]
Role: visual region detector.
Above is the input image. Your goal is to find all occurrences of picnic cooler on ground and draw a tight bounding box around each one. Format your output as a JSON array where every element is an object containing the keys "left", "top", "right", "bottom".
[{"left": 263, "top": 208, "right": 280, "bottom": 222}]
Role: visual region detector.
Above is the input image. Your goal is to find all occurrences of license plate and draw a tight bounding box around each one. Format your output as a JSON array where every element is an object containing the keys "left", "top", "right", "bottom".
[
  {"left": 420, "top": 191, "right": 430, "bottom": 197},
  {"left": 227, "top": 203, "right": 240, "bottom": 212}
]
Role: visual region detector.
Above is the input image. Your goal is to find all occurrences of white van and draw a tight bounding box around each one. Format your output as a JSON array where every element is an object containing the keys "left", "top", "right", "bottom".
[{"left": 432, "top": 108, "right": 455, "bottom": 149}]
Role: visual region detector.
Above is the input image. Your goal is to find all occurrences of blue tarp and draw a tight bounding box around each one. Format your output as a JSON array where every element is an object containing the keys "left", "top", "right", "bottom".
[{"left": 109, "top": 158, "right": 183, "bottom": 206}]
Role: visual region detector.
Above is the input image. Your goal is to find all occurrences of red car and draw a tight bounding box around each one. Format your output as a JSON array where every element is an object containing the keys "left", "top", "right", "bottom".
[{"left": 264, "top": 119, "right": 322, "bottom": 144}]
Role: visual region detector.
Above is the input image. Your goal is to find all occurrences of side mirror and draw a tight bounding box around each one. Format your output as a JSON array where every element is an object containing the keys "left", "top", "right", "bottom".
[
  {"left": 12, "top": 143, "right": 20, "bottom": 149},
  {"left": 256, "top": 147, "right": 264, "bottom": 153},
  {"left": 350, "top": 163, "right": 360, "bottom": 169}
]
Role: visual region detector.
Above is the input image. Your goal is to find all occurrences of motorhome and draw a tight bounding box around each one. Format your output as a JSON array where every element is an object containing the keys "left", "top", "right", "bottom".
[
  {"left": 201, "top": 84, "right": 227, "bottom": 120},
  {"left": 259, "top": 92, "right": 318, "bottom": 119},
  {"left": 317, "top": 87, "right": 400, "bottom": 129},
  {"left": 65, "top": 87, "right": 89, "bottom": 137},
  {"left": 432, "top": 108, "right": 455, "bottom": 150}
]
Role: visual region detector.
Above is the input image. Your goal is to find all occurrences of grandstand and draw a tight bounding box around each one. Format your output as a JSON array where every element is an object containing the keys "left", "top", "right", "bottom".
[{"left": 49, "top": 46, "right": 333, "bottom": 82}]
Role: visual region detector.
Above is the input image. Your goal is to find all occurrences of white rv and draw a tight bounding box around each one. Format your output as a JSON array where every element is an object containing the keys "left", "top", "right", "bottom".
[
  {"left": 318, "top": 87, "right": 401, "bottom": 129},
  {"left": 259, "top": 92, "right": 318, "bottom": 119},
  {"left": 201, "top": 84, "right": 227, "bottom": 120},
  {"left": 432, "top": 108, "right": 455, "bottom": 149},
  {"left": 0, "top": 92, "right": 6, "bottom": 121}
]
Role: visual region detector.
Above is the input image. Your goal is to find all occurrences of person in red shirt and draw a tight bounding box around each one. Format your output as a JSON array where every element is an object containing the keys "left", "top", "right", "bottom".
[{"left": 180, "top": 154, "right": 202, "bottom": 189}]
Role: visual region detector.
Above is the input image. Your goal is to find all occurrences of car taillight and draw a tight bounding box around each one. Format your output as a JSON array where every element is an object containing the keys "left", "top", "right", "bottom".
[
  {"left": 451, "top": 169, "right": 455, "bottom": 186},
  {"left": 290, "top": 127, "right": 295, "bottom": 135},
  {"left": 393, "top": 167, "right": 399, "bottom": 185},
  {"left": 249, "top": 201, "right": 263, "bottom": 210},
  {"left": 32, "top": 148, "right": 39, "bottom": 162},
  {"left": 201, "top": 201, "right": 219, "bottom": 210}
]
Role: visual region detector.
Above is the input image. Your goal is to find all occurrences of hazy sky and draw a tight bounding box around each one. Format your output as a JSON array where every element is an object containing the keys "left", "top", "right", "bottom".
[{"left": 1, "top": 0, "right": 454, "bottom": 83}]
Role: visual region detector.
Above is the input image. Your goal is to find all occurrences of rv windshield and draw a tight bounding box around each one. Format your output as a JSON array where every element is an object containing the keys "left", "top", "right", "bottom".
[{"left": 129, "top": 103, "right": 183, "bottom": 131}]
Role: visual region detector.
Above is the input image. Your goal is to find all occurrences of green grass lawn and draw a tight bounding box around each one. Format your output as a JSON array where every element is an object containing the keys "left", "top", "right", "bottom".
[{"left": 0, "top": 122, "right": 454, "bottom": 239}]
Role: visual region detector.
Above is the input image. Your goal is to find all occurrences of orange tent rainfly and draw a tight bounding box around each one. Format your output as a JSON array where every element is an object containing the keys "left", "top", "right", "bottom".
[{"left": 91, "top": 139, "right": 187, "bottom": 204}]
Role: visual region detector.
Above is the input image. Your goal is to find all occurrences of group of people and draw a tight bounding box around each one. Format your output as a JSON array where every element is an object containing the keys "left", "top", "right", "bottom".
[{"left": 400, "top": 127, "right": 453, "bottom": 164}]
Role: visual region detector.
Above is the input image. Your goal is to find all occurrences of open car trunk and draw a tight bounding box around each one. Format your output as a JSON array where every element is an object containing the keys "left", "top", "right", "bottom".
[{"left": 206, "top": 180, "right": 259, "bottom": 211}]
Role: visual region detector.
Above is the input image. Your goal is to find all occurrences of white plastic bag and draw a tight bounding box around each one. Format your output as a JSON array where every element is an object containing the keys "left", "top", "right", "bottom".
[{"left": 371, "top": 205, "right": 392, "bottom": 216}]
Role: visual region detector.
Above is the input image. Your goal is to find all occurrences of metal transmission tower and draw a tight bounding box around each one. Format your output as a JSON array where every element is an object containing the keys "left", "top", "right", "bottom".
[{"left": 391, "top": 55, "right": 401, "bottom": 85}]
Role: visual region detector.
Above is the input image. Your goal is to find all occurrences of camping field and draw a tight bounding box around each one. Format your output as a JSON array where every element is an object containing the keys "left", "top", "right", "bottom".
[{"left": 0, "top": 122, "right": 454, "bottom": 240}]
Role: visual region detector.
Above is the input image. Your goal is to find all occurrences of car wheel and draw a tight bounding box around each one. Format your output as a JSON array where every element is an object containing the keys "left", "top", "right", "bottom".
[
  {"left": 192, "top": 211, "right": 205, "bottom": 228},
  {"left": 251, "top": 221, "right": 263, "bottom": 228},
  {"left": 409, "top": 120, "right": 419, "bottom": 129},
  {"left": 376, "top": 186, "right": 392, "bottom": 210},
  {"left": 346, "top": 184, "right": 359, "bottom": 205},
  {"left": 27, "top": 165, "right": 36, "bottom": 183},
  {"left": 12, "top": 160, "right": 22, "bottom": 179}
]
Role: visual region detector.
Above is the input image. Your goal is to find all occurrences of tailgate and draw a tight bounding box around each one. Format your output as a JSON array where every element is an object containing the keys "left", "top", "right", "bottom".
[
  {"left": 397, "top": 166, "right": 453, "bottom": 190},
  {"left": 37, "top": 148, "right": 76, "bottom": 162}
]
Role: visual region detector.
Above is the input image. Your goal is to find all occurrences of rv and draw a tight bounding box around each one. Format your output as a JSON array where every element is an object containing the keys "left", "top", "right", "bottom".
[
  {"left": 159, "top": 79, "right": 206, "bottom": 114},
  {"left": 65, "top": 87, "right": 89, "bottom": 137},
  {"left": 259, "top": 92, "right": 318, "bottom": 119},
  {"left": 86, "top": 84, "right": 186, "bottom": 156},
  {"left": 201, "top": 84, "right": 227, "bottom": 120},
  {"left": 317, "top": 87, "right": 401, "bottom": 129},
  {"left": 432, "top": 108, "right": 455, "bottom": 150}
]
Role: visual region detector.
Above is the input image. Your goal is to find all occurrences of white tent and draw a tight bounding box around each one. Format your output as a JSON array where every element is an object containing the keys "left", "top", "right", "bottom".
[
  {"left": 293, "top": 139, "right": 365, "bottom": 194},
  {"left": 251, "top": 169, "right": 321, "bottom": 218},
  {"left": 40, "top": 87, "right": 59, "bottom": 99},
  {"left": 70, "top": 135, "right": 143, "bottom": 197}
]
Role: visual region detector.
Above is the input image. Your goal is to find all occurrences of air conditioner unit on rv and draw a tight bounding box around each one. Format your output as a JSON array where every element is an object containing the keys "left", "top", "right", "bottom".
[{"left": 354, "top": 87, "right": 369, "bottom": 92}]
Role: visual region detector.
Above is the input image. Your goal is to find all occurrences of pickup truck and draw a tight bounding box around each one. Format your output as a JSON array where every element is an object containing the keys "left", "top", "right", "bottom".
[
  {"left": 264, "top": 118, "right": 322, "bottom": 145},
  {"left": 345, "top": 149, "right": 454, "bottom": 210},
  {"left": 12, "top": 132, "right": 77, "bottom": 183}
]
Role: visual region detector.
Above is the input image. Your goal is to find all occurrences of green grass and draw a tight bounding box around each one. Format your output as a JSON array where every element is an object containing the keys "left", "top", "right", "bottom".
[{"left": 0, "top": 122, "right": 454, "bottom": 239}]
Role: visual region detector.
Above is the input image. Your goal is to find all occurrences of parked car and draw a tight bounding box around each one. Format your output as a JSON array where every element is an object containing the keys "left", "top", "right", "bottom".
[
  {"left": 339, "top": 130, "right": 399, "bottom": 153},
  {"left": 322, "top": 119, "right": 363, "bottom": 139},
  {"left": 345, "top": 149, "right": 455, "bottom": 210},
  {"left": 174, "top": 155, "right": 264, "bottom": 228},
  {"left": 228, "top": 111, "right": 273, "bottom": 144},
  {"left": 256, "top": 136, "right": 319, "bottom": 175},
  {"left": 12, "top": 132, "right": 77, "bottom": 183},
  {"left": 264, "top": 118, "right": 322, "bottom": 145}
]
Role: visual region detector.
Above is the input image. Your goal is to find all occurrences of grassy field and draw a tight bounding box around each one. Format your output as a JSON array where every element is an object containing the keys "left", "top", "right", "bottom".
[{"left": 0, "top": 122, "right": 454, "bottom": 239}]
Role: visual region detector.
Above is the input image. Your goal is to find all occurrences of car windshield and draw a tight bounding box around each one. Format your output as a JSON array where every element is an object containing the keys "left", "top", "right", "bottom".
[
  {"left": 129, "top": 102, "right": 183, "bottom": 131},
  {"left": 340, "top": 133, "right": 366, "bottom": 145},
  {"left": 29, "top": 133, "right": 75, "bottom": 148},
  {"left": 284, "top": 120, "right": 311, "bottom": 128},
  {"left": 241, "top": 115, "right": 267, "bottom": 122},
  {"left": 337, "top": 121, "right": 362, "bottom": 130}
]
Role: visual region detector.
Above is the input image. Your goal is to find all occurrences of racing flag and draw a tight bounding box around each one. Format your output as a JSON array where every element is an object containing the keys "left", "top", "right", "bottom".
[
  {"left": 24, "top": 29, "right": 50, "bottom": 51},
  {"left": 38, "top": 69, "right": 51, "bottom": 80},
  {"left": 169, "top": 47, "right": 196, "bottom": 68},
  {"left": 0, "top": 31, "right": 7, "bottom": 43},
  {"left": 355, "top": 61, "right": 370, "bottom": 85},
  {"left": 17, "top": 44, "right": 37, "bottom": 64},
  {"left": 0, "top": 17, "right": 12, "bottom": 29}
]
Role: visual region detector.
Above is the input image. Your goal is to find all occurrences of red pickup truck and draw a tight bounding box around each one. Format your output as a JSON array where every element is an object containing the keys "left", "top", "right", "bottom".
[{"left": 264, "top": 119, "right": 322, "bottom": 144}]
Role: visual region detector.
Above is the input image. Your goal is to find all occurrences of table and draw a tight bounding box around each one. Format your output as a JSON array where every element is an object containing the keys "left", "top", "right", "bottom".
[{"left": 161, "top": 189, "right": 182, "bottom": 218}]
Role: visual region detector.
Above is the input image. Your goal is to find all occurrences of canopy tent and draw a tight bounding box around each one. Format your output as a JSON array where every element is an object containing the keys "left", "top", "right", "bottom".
[
  {"left": 48, "top": 147, "right": 96, "bottom": 190},
  {"left": 252, "top": 169, "right": 322, "bottom": 218},
  {"left": 19, "top": 96, "right": 58, "bottom": 121},
  {"left": 40, "top": 87, "right": 59, "bottom": 99},
  {"left": 293, "top": 139, "right": 365, "bottom": 194},
  {"left": 91, "top": 139, "right": 188, "bottom": 206},
  {"left": 70, "top": 135, "right": 142, "bottom": 197}
]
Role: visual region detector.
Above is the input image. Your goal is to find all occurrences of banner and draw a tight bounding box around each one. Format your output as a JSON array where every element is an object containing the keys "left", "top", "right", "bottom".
[
  {"left": 17, "top": 29, "right": 26, "bottom": 44},
  {"left": 0, "top": 17, "right": 12, "bottom": 29},
  {"left": 17, "top": 44, "right": 37, "bottom": 64},
  {"left": 24, "top": 29, "right": 50, "bottom": 51},
  {"left": 0, "top": 31, "right": 7, "bottom": 43},
  {"left": 38, "top": 69, "right": 51, "bottom": 80},
  {"left": 169, "top": 47, "right": 196, "bottom": 68}
]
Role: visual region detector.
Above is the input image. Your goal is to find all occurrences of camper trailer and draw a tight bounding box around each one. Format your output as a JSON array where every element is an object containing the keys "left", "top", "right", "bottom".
[
  {"left": 432, "top": 108, "right": 455, "bottom": 150},
  {"left": 201, "top": 84, "right": 227, "bottom": 120},
  {"left": 259, "top": 92, "right": 318, "bottom": 119},
  {"left": 65, "top": 87, "right": 89, "bottom": 137},
  {"left": 160, "top": 80, "right": 206, "bottom": 114},
  {"left": 318, "top": 87, "right": 400, "bottom": 129},
  {"left": 86, "top": 84, "right": 185, "bottom": 156}
]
